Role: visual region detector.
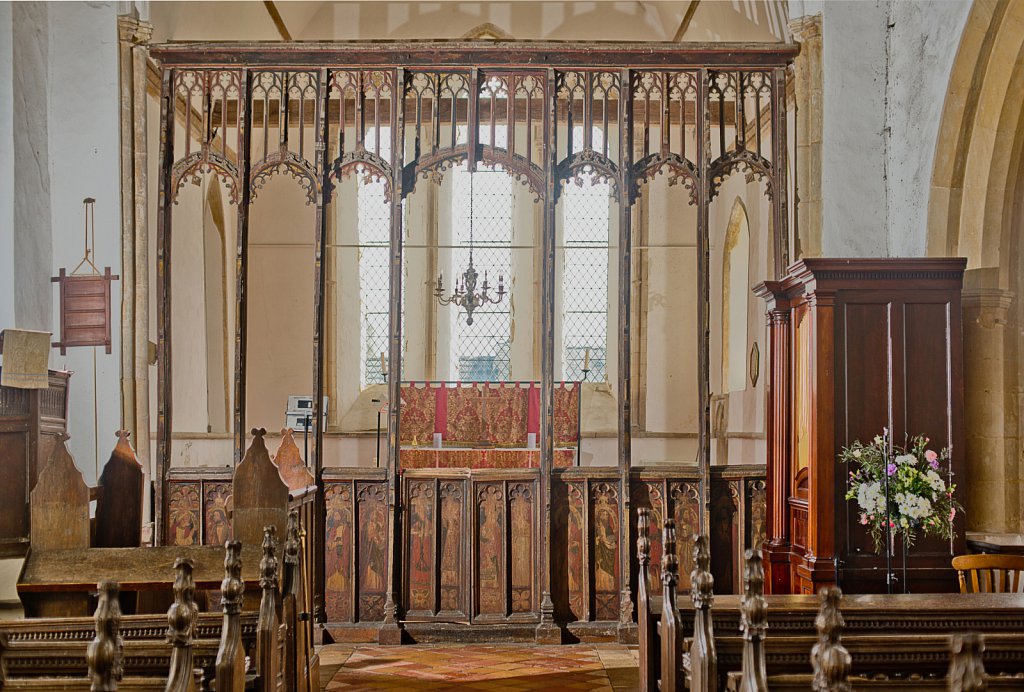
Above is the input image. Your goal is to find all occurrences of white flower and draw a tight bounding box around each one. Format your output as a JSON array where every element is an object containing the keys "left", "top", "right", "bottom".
[
  {"left": 853, "top": 449, "right": 862, "bottom": 458},
  {"left": 924, "top": 470, "right": 946, "bottom": 493},
  {"left": 894, "top": 453, "right": 916, "bottom": 467},
  {"left": 895, "top": 492, "right": 932, "bottom": 522},
  {"left": 857, "top": 482, "right": 886, "bottom": 514}
]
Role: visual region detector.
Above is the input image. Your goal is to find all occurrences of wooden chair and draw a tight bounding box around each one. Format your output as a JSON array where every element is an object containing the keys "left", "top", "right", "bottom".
[{"left": 952, "top": 554, "right": 1024, "bottom": 593}]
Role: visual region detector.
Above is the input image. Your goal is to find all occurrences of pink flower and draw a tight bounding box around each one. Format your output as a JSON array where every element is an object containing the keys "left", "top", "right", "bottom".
[
  {"left": 925, "top": 449, "right": 939, "bottom": 469},
  {"left": 860, "top": 514, "right": 868, "bottom": 525},
  {"left": 950, "top": 507, "right": 957, "bottom": 520}
]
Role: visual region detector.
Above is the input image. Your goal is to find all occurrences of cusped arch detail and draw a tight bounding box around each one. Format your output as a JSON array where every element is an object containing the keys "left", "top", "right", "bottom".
[
  {"left": 172, "top": 151, "right": 240, "bottom": 206},
  {"left": 250, "top": 153, "right": 319, "bottom": 206},
  {"left": 633, "top": 152, "right": 698, "bottom": 206}
]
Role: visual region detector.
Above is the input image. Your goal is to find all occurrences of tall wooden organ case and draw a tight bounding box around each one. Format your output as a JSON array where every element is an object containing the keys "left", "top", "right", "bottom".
[{"left": 755, "top": 258, "right": 967, "bottom": 594}]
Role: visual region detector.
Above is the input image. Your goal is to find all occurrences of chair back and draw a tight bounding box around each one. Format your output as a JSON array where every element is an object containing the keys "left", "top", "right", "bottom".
[{"left": 952, "top": 554, "right": 1024, "bottom": 593}]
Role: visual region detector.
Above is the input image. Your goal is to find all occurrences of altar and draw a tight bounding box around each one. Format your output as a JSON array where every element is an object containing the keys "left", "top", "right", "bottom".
[{"left": 398, "top": 382, "right": 580, "bottom": 468}]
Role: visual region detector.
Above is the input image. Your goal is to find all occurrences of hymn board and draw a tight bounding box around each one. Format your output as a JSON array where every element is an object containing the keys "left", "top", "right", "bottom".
[{"left": 150, "top": 41, "right": 795, "bottom": 641}]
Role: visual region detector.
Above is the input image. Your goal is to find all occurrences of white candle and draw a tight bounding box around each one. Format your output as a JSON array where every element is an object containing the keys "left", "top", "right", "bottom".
[{"left": 583, "top": 347, "right": 591, "bottom": 371}]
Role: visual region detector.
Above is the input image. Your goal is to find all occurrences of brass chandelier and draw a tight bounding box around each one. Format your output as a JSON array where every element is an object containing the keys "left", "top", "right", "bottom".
[{"left": 434, "top": 169, "right": 505, "bottom": 325}]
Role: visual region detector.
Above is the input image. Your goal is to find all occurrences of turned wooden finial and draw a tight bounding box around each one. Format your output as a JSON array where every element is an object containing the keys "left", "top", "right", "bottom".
[
  {"left": 660, "top": 519, "right": 681, "bottom": 692},
  {"left": 738, "top": 549, "right": 768, "bottom": 692},
  {"left": 284, "top": 509, "right": 301, "bottom": 566},
  {"left": 690, "top": 533, "right": 718, "bottom": 692},
  {"left": 662, "top": 518, "right": 678, "bottom": 589},
  {"left": 692, "top": 533, "right": 714, "bottom": 608},
  {"left": 811, "top": 587, "right": 851, "bottom": 692},
  {"left": 261, "top": 525, "right": 279, "bottom": 591},
  {"left": 87, "top": 579, "right": 124, "bottom": 691},
  {"left": 948, "top": 633, "right": 987, "bottom": 692},
  {"left": 221, "top": 541, "right": 244, "bottom": 614},
  {"left": 166, "top": 558, "right": 198, "bottom": 692},
  {"left": 215, "top": 540, "right": 246, "bottom": 691},
  {"left": 637, "top": 508, "right": 651, "bottom": 569}
]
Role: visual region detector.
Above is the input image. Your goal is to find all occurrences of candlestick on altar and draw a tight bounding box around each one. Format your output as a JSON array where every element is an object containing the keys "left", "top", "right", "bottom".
[
  {"left": 583, "top": 347, "right": 590, "bottom": 371},
  {"left": 380, "top": 351, "right": 387, "bottom": 383}
]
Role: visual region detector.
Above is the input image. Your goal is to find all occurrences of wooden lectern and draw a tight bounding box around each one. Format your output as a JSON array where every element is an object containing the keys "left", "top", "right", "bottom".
[{"left": 754, "top": 258, "right": 966, "bottom": 594}]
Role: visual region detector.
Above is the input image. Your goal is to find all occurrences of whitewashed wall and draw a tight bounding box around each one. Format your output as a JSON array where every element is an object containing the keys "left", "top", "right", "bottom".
[{"left": 789, "top": 0, "right": 971, "bottom": 258}]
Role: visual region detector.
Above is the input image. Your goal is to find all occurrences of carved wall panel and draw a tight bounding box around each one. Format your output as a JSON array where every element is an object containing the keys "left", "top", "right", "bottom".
[
  {"left": 475, "top": 483, "right": 505, "bottom": 619},
  {"left": 167, "top": 481, "right": 200, "bottom": 547},
  {"left": 203, "top": 482, "right": 233, "bottom": 547},
  {"left": 325, "top": 482, "right": 354, "bottom": 622},
  {"left": 590, "top": 481, "right": 620, "bottom": 621}
]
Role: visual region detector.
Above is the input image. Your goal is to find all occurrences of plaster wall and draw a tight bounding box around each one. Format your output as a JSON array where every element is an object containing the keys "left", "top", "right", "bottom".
[
  {"left": 46, "top": 1, "right": 122, "bottom": 484},
  {"left": 789, "top": 0, "right": 970, "bottom": 259},
  {"left": 0, "top": 3, "right": 13, "bottom": 330}
]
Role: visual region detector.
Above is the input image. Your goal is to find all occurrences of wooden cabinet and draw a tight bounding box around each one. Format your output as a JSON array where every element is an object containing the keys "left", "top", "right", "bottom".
[
  {"left": 0, "top": 370, "right": 70, "bottom": 557},
  {"left": 754, "top": 259, "right": 966, "bottom": 594}
]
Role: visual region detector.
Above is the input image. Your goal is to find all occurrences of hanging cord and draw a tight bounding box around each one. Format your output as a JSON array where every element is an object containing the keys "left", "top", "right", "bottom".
[
  {"left": 468, "top": 167, "right": 475, "bottom": 266},
  {"left": 72, "top": 198, "right": 101, "bottom": 276}
]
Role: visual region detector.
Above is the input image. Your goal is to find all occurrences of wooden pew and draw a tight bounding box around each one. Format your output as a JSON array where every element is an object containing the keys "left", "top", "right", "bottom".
[
  {"left": 640, "top": 521, "right": 1024, "bottom": 690},
  {"left": 5, "top": 521, "right": 317, "bottom": 690}
]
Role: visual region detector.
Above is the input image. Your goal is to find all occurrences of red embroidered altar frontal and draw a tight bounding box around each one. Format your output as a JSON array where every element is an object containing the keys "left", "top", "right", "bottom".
[
  {"left": 401, "top": 448, "right": 577, "bottom": 469},
  {"left": 399, "top": 382, "right": 581, "bottom": 463}
]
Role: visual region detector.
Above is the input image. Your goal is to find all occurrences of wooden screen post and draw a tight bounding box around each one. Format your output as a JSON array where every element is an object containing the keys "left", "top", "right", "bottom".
[{"left": 155, "top": 67, "right": 175, "bottom": 546}]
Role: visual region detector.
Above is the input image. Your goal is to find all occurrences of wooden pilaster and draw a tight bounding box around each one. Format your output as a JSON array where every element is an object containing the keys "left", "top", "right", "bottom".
[
  {"left": 154, "top": 68, "right": 174, "bottom": 546},
  {"left": 233, "top": 70, "right": 253, "bottom": 465}
]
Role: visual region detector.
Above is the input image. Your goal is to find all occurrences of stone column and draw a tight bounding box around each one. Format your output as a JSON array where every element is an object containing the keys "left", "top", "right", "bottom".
[
  {"left": 962, "top": 286, "right": 1016, "bottom": 532},
  {"left": 788, "top": 14, "right": 823, "bottom": 259},
  {"left": 117, "top": 13, "right": 153, "bottom": 532}
]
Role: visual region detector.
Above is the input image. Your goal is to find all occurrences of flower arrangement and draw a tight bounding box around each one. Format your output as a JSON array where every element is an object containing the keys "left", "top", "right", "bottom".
[{"left": 841, "top": 430, "right": 961, "bottom": 555}]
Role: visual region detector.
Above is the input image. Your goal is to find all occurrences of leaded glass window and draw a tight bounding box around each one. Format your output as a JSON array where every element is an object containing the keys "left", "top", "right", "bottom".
[
  {"left": 450, "top": 161, "right": 513, "bottom": 381},
  {"left": 561, "top": 126, "right": 610, "bottom": 382},
  {"left": 359, "top": 128, "right": 393, "bottom": 387}
]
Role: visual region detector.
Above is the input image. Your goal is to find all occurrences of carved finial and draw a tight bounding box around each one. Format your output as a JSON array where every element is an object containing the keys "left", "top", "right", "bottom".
[
  {"left": 167, "top": 558, "right": 197, "bottom": 644},
  {"left": 260, "top": 525, "right": 279, "bottom": 591},
  {"left": 115, "top": 429, "right": 131, "bottom": 442},
  {"left": 87, "top": 579, "right": 124, "bottom": 691},
  {"left": 166, "top": 559, "right": 198, "bottom": 692},
  {"left": 251, "top": 427, "right": 266, "bottom": 439},
  {"left": 811, "top": 587, "right": 851, "bottom": 691},
  {"left": 741, "top": 549, "right": 767, "bottom": 635},
  {"left": 637, "top": 508, "right": 651, "bottom": 568},
  {"left": 662, "top": 519, "right": 678, "bottom": 589},
  {"left": 284, "top": 509, "right": 300, "bottom": 566},
  {"left": 221, "top": 540, "right": 244, "bottom": 615},
  {"left": 948, "top": 633, "right": 987, "bottom": 692},
  {"left": 738, "top": 549, "right": 768, "bottom": 692},
  {"left": 691, "top": 534, "right": 715, "bottom": 608}
]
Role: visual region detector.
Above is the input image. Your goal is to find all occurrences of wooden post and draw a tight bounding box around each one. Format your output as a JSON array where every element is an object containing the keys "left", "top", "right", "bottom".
[
  {"left": 154, "top": 66, "right": 175, "bottom": 546},
  {"left": 165, "top": 558, "right": 198, "bottom": 692},
  {"left": 86, "top": 579, "right": 123, "bottom": 692},
  {"left": 660, "top": 519, "right": 680, "bottom": 692},
  {"left": 617, "top": 66, "right": 635, "bottom": 641},
  {"left": 215, "top": 541, "right": 245, "bottom": 692},
  {"left": 257, "top": 525, "right": 280, "bottom": 688},
  {"left": 811, "top": 586, "right": 851, "bottom": 692},
  {"left": 690, "top": 534, "right": 717, "bottom": 692},
  {"left": 636, "top": 508, "right": 656, "bottom": 692},
  {"left": 233, "top": 68, "right": 253, "bottom": 466},
  {"left": 310, "top": 65, "right": 331, "bottom": 626},
  {"left": 380, "top": 66, "right": 406, "bottom": 646},
  {"left": 738, "top": 549, "right": 768, "bottom": 692},
  {"left": 535, "top": 66, "right": 559, "bottom": 645},
  {"left": 948, "top": 633, "right": 987, "bottom": 692},
  {"left": 771, "top": 66, "right": 790, "bottom": 276},
  {"left": 696, "top": 67, "right": 711, "bottom": 536}
]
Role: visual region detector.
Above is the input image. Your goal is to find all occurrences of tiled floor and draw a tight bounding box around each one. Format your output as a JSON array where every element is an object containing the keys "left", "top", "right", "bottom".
[{"left": 320, "top": 643, "right": 639, "bottom": 691}]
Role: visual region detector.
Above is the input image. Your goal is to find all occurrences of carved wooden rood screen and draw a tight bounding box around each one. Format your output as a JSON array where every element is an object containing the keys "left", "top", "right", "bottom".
[{"left": 150, "top": 41, "right": 796, "bottom": 643}]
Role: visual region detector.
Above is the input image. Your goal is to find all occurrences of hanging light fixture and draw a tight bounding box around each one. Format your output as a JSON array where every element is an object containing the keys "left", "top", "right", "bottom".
[{"left": 434, "top": 168, "right": 505, "bottom": 325}]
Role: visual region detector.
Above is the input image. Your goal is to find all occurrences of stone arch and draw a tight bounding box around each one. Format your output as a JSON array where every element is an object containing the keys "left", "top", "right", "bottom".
[{"left": 928, "top": 1, "right": 1024, "bottom": 533}]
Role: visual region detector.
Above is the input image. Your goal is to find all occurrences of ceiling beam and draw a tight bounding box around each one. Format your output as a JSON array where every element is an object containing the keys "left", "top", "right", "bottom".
[
  {"left": 673, "top": 1, "right": 701, "bottom": 42},
  {"left": 263, "top": 0, "right": 293, "bottom": 42}
]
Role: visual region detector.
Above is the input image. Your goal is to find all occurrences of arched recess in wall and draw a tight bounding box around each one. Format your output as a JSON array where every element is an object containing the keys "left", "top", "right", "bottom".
[
  {"left": 722, "top": 197, "right": 750, "bottom": 393},
  {"left": 927, "top": 0, "right": 1024, "bottom": 533},
  {"left": 202, "top": 180, "right": 231, "bottom": 434}
]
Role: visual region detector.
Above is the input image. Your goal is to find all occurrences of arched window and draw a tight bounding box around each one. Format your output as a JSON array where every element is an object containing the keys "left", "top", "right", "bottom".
[
  {"left": 723, "top": 198, "right": 750, "bottom": 392},
  {"left": 561, "top": 126, "right": 611, "bottom": 381}
]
